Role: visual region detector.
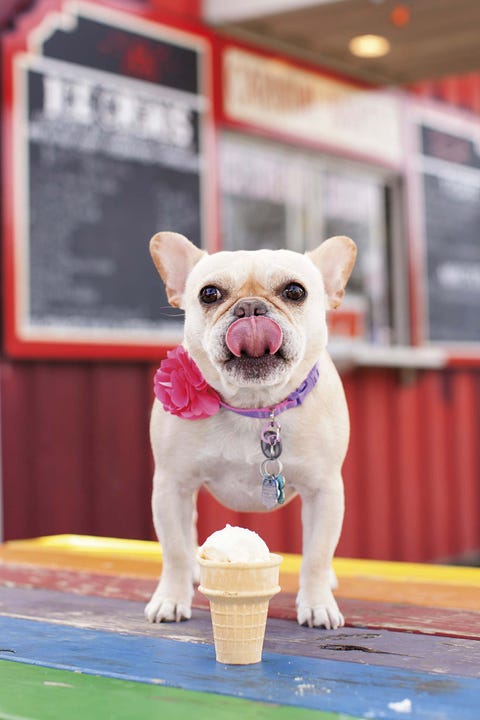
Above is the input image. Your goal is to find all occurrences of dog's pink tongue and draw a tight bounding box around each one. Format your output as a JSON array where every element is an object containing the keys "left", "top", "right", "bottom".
[{"left": 225, "top": 316, "right": 283, "bottom": 358}]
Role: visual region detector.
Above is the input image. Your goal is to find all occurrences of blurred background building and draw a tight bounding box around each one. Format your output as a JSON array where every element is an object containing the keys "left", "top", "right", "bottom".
[{"left": 1, "top": 0, "right": 479, "bottom": 564}]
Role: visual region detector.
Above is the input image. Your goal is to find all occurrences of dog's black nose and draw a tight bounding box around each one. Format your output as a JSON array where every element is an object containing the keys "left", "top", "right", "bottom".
[{"left": 233, "top": 298, "right": 268, "bottom": 318}]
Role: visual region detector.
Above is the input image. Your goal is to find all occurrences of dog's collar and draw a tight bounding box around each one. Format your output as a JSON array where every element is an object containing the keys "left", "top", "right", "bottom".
[
  {"left": 219, "top": 363, "right": 319, "bottom": 419},
  {"left": 153, "top": 345, "right": 319, "bottom": 421}
]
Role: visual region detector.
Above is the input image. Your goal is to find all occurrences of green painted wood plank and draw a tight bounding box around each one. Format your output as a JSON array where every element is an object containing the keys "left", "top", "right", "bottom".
[{"left": 0, "top": 660, "right": 359, "bottom": 720}]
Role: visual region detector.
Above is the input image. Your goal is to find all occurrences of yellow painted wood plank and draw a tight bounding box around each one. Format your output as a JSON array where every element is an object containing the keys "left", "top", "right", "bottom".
[
  {"left": 338, "top": 577, "right": 480, "bottom": 610},
  {"left": 333, "top": 557, "right": 480, "bottom": 588},
  {"left": 2, "top": 535, "right": 480, "bottom": 594},
  {"left": 4, "top": 534, "right": 163, "bottom": 560}
]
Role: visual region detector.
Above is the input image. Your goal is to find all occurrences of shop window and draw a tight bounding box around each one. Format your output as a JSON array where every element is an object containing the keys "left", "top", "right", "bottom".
[
  {"left": 220, "top": 137, "right": 306, "bottom": 253},
  {"left": 219, "top": 133, "right": 399, "bottom": 345},
  {"left": 324, "top": 172, "right": 391, "bottom": 343}
]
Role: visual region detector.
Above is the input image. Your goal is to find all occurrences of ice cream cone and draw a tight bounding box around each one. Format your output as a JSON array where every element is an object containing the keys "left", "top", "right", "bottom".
[{"left": 198, "top": 553, "right": 282, "bottom": 664}]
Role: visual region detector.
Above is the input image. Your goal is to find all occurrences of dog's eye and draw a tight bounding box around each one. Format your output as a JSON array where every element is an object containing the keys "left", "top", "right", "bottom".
[
  {"left": 282, "top": 283, "right": 306, "bottom": 302},
  {"left": 199, "top": 285, "right": 222, "bottom": 304}
]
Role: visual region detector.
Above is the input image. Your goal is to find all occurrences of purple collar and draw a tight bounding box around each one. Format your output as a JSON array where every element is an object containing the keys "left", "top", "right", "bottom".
[{"left": 219, "top": 364, "right": 320, "bottom": 419}]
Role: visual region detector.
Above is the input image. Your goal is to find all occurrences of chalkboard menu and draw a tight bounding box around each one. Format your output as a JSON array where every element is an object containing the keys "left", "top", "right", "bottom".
[
  {"left": 418, "top": 120, "right": 480, "bottom": 344},
  {"left": 4, "top": 1, "right": 210, "bottom": 357}
]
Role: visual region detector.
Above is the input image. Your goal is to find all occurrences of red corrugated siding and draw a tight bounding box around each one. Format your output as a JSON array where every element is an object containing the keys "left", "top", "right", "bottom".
[
  {"left": 1, "top": 361, "right": 156, "bottom": 541},
  {"left": 338, "top": 368, "right": 480, "bottom": 562},
  {"left": 3, "top": 361, "right": 478, "bottom": 563}
]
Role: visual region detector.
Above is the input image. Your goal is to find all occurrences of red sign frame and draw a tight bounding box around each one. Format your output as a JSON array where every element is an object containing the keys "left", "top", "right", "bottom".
[
  {"left": 405, "top": 97, "right": 480, "bottom": 363},
  {"left": 2, "top": 0, "right": 215, "bottom": 360}
]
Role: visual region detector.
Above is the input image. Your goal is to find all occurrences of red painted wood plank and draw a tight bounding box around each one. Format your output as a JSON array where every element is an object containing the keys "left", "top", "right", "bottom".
[
  {"left": 342, "top": 598, "right": 480, "bottom": 641},
  {"left": 0, "top": 563, "right": 152, "bottom": 603},
  {"left": 3, "top": 562, "right": 480, "bottom": 640}
]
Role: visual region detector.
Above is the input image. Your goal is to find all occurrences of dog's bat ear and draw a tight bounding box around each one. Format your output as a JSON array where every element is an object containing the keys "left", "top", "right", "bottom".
[
  {"left": 150, "top": 232, "right": 205, "bottom": 308},
  {"left": 307, "top": 236, "right": 357, "bottom": 310}
]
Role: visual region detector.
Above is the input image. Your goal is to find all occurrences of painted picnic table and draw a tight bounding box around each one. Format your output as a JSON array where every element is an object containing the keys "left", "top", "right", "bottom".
[{"left": 0, "top": 535, "right": 479, "bottom": 719}]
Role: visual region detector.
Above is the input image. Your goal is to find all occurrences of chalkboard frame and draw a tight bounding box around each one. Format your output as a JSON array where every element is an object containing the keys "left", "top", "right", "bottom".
[
  {"left": 2, "top": 0, "right": 214, "bottom": 360},
  {"left": 406, "top": 100, "right": 480, "bottom": 356}
]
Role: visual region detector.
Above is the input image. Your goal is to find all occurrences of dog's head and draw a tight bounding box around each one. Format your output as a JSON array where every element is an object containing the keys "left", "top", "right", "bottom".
[{"left": 150, "top": 233, "right": 356, "bottom": 397}]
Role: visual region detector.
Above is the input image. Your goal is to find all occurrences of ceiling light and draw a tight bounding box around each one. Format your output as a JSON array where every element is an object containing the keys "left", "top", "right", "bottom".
[{"left": 349, "top": 34, "right": 391, "bottom": 58}]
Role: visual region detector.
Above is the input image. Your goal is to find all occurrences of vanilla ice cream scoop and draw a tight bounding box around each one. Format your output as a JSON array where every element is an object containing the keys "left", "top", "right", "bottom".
[{"left": 198, "top": 524, "right": 270, "bottom": 563}]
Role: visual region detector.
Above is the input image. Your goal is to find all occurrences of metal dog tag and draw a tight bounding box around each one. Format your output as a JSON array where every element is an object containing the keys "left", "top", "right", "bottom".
[
  {"left": 275, "top": 474, "right": 285, "bottom": 505},
  {"left": 261, "top": 474, "right": 286, "bottom": 509},
  {"left": 261, "top": 475, "right": 279, "bottom": 509},
  {"left": 261, "top": 431, "right": 282, "bottom": 459}
]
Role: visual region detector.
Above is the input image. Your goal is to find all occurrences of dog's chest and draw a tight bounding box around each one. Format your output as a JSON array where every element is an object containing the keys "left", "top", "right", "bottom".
[
  {"left": 199, "top": 412, "right": 295, "bottom": 464},
  {"left": 204, "top": 416, "right": 259, "bottom": 463},
  {"left": 195, "top": 413, "right": 299, "bottom": 512},
  {"left": 201, "top": 456, "right": 297, "bottom": 512}
]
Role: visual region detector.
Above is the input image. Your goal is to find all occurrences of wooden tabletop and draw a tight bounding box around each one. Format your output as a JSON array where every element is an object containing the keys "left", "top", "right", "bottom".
[{"left": 1, "top": 534, "right": 479, "bottom": 719}]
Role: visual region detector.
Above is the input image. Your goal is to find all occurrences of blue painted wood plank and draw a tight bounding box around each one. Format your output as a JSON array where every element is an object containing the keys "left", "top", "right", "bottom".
[
  {"left": 1, "top": 616, "right": 479, "bottom": 719},
  {"left": 3, "top": 586, "right": 480, "bottom": 677}
]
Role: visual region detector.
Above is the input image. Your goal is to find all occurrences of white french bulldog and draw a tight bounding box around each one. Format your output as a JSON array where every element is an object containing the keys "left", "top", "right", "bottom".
[{"left": 145, "top": 231, "right": 356, "bottom": 628}]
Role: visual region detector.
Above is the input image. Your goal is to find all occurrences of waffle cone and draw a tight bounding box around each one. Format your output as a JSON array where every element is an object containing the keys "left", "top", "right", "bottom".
[{"left": 198, "top": 553, "right": 282, "bottom": 664}]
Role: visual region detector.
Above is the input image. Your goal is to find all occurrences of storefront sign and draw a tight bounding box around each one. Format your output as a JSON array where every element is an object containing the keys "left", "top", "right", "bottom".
[
  {"left": 408, "top": 103, "right": 480, "bottom": 347},
  {"left": 3, "top": 0, "right": 211, "bottom": 358},
  {"left": 223, "top": 47, "right": 404, "bottom": 167}
]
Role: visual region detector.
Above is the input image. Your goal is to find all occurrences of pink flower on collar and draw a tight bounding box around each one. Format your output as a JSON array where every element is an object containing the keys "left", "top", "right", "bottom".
[{"left": 154, "top": 346, "right": 221, "bottom": 420}]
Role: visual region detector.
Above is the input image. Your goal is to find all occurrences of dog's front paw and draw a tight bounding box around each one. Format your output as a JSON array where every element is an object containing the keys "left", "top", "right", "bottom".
[
  {"left": 296, "top": 588, "right": 344, "bottom": 629},
  {"left": 145, "top": 580, "right": 193, "bottom": 623}
]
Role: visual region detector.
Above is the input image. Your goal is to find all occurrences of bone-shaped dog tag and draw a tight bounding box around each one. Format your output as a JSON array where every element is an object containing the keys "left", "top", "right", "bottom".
[
  {"left": 261, "top": 474, "right": 286, "bottom": 508},
  {"left": 262, "top": 475, "right": 279, "bottom": 509}
]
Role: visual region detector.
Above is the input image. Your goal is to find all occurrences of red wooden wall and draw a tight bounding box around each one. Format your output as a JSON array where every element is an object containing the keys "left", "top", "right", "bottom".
[
  {"left": 0, "top": 361, "right": 155, "bottom": 540},
  {"left": 1, "top": 1, "right": 479, "bottom": 562},
  {"left": 2, "top": 359, "right": 479, "bottom": 563}
]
